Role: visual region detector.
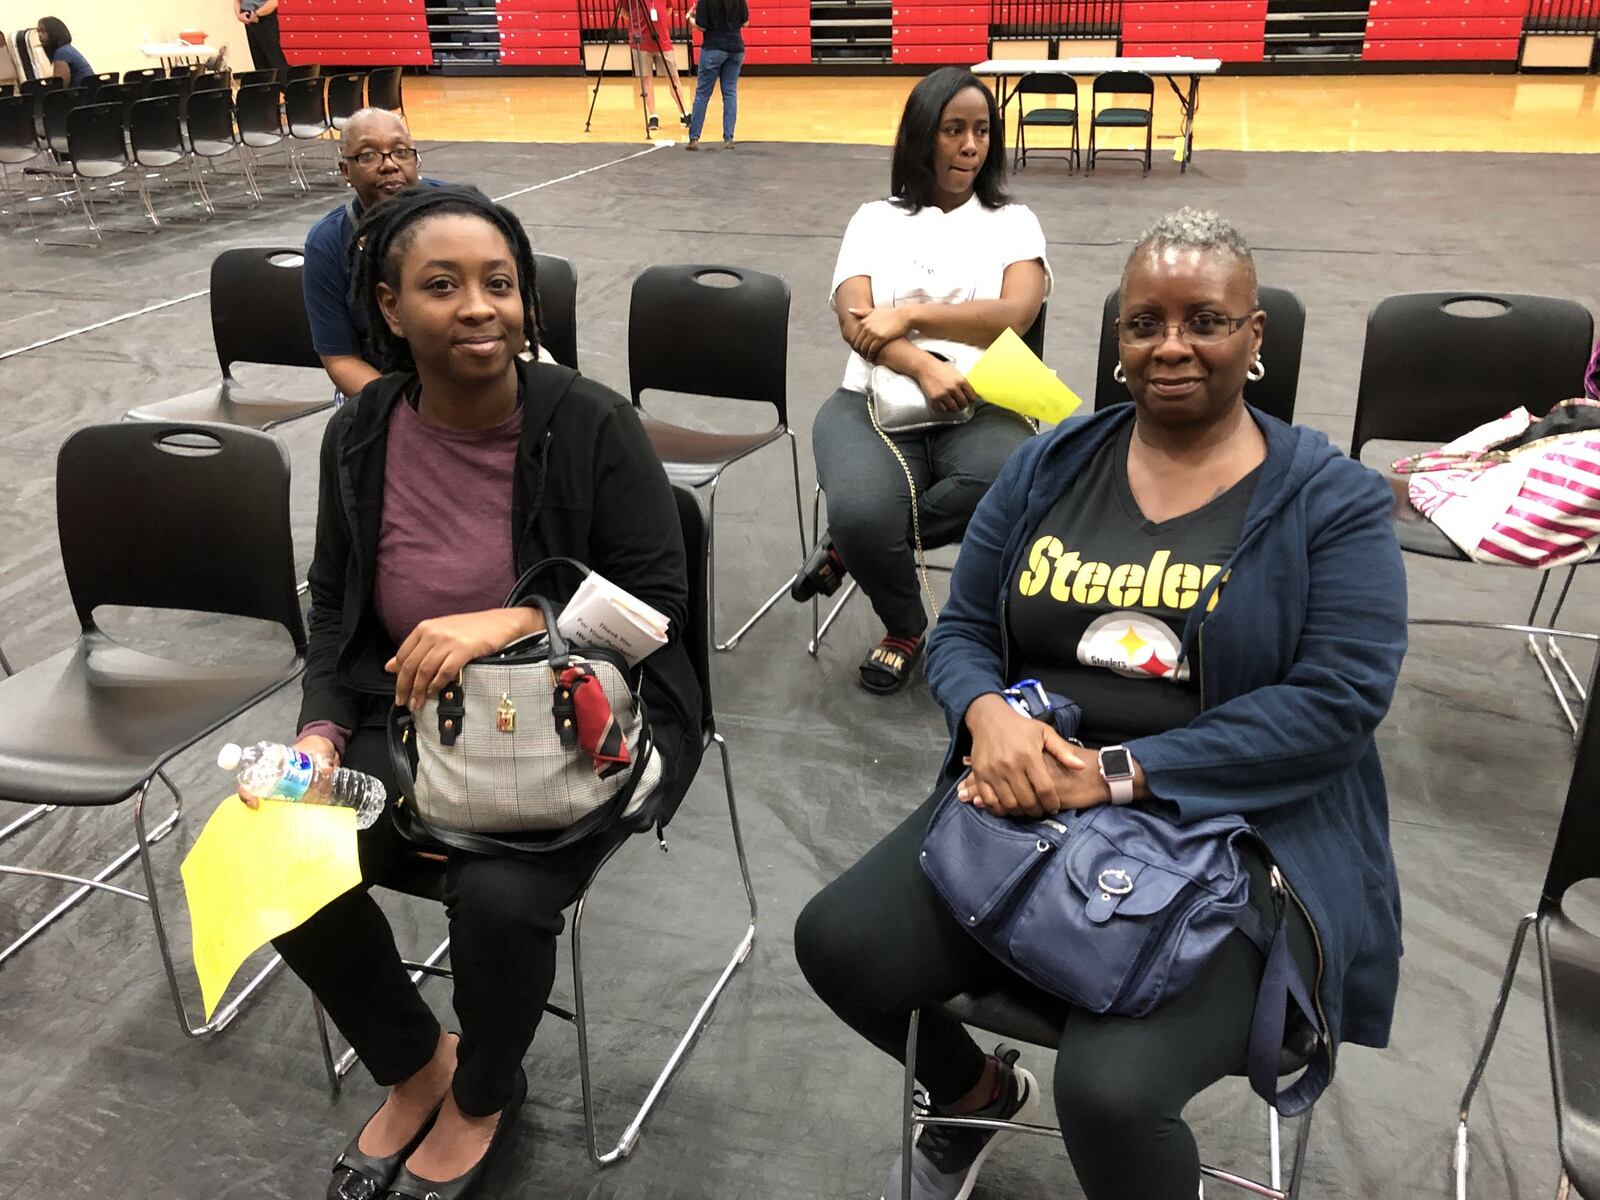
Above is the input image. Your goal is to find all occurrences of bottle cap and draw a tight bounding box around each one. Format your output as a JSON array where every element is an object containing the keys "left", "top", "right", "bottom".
[{"left": 216, "top": 743, "right": 243, "bottom": 771}]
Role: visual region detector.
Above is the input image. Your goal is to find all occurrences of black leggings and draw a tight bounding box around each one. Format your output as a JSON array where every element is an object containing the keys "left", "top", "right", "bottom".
[
  {"left": 272, "top": 725, "right": 626, "bottom": 1116},
  {"left": 793, "top": 788, "right": 1316, "bottom": 1200}
]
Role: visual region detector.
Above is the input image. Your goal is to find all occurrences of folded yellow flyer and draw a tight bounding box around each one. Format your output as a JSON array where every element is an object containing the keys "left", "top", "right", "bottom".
[{"left": 966, "top": 327, "right": 1085, "bottom": 426}]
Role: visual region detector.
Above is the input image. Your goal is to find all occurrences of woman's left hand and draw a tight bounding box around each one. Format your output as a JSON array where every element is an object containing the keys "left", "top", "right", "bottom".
[
  {"left": 386, "top": 607, "right": 546, "bottom": 712},
  {"left": 848, "top": 306, "right": 914, "bottom": 361},
  {"left": 957, "top": 747, "right": 1111, "bottom": 811}
]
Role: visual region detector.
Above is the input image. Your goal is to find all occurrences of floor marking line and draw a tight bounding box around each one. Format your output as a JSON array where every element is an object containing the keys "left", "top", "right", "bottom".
[{"left": 0, "top": 145, "right": 664, "bottom": 361}]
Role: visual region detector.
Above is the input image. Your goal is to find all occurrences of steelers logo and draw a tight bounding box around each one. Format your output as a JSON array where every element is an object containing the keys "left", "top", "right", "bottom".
[{"left": 1076, "top": 612, "right": 1189, "bottom": 682}]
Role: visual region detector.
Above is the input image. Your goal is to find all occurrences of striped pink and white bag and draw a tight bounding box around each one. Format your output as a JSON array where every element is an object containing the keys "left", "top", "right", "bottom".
[{"left": 1393, "top": 398, "right": 1600, "bottom": 568}]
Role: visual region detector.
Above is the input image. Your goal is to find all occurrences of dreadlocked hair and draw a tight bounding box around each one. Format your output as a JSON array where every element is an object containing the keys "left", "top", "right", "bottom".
[{"left": 347, "top": 184, "right": 544, "bottom": 375}]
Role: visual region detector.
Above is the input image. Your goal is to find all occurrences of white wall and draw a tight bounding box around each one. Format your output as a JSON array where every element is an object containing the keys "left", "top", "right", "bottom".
[{"left": 0, "top": 0, "right": 258, "bottom": 78}]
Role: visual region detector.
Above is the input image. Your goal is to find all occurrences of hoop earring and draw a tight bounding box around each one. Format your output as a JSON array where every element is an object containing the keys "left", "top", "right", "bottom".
[
  {"left": 1247, "top": 357, "right": 1266, "bottom": 382},
  {"left": 1113, "top": 362, "right": 1126, "bottom": 384}
]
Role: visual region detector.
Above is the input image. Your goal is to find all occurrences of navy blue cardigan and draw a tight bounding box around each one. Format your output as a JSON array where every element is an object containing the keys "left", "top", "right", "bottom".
[{"left": 927, "top": 404, "right": 1408, "bottom": 1087}]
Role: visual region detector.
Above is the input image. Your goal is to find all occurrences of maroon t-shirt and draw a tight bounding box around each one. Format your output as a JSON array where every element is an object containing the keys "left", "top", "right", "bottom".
[{"left": 299, "top": 396, "right": 520, "bottom": 755}]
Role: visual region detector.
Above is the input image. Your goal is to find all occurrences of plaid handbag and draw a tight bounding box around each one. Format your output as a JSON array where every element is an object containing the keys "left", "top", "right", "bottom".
[{"left": 386, "top": 557, "right": 660, "bottom": 856}]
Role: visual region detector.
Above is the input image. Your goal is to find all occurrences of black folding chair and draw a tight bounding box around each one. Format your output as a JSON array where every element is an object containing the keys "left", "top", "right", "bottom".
[
  {"left": 286, "top": 63, "right": 322, "bottom": 82},
  {"left": 627, "top": 264, "right": 806, "bottom": 651},
  {"left": 1088, "top": 70, "right": 1154, "bottom": 175},
  {"left": 1455, "top": 652, "right": 1600, "bottom": 1199},
  {"left": 0, "top": 422, "right": 307, "bottom": 1037},
  {"left": 325, "top": 70, "right": 365, "bottom": 131},
  {"left": 235, "top": 80, "right": 304, "bottom": 191},
  {"left": 83, "top": 71, "right": 119, "bottom": 91},
  {"left": 1013, "top": 72, "right": 1079, "bottom": 172},
  {"left": 532, "top": 251, "right": 579, "bottom": 370},
  {"left": 122, "top": 67, "right": 166, "bottom": 84},
  {"left": 1093, "top": 285, "right": 1306, "bottom": 423},
  {"left": 26, "top": 101, "right": 158, "bottom": 244},
  {"left": 126, "top": 247, "right": 333, "bottom": 429},
  {"left": 313, "top": 484, "right": 759, "bottom": 1169},
  {"left": 184, "top": 87, "right": 261, "bottom": 204},
  {"left": 367, "top": 66, "right": 405, "bottom": 115},
  {"left": 231, "top": 67, "right": 280, "bottom": 90},
  {"left": 39, "top": 86, "right": 84, "bottom": 154},
  {"left": 190, "top": 71, "right": 229, "bottom": 93},
  {"left": 1350, "top": 292, "right": 1597, "bottom": 732},
  {"left": 900, "top": 980, "right": 1320, "bottom": 1200},
  {"left": 808, "top": 308, "right": 1048, "bottom": 656}
]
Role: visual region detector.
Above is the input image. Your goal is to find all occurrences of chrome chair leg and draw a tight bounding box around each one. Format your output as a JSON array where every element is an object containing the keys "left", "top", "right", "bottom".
[
  {"left": 572, "top": 730, "right": 759, "bottom": 1166},
  {"left": 1526, "top": 566, "right": 1586, "bottom": 735},
  {"left": 901, "top": 1008, "right": 920, "bottom": 1200},
  {"left": 712, "top": 428, "right": 812, "bottom": 652},
  {"left": 1284, "top": 1105, "right": 1313, "bottom": 1200},
  {"left": 0, "top": 802, "right": 54, "bottom": 846},
  {"left": 1455, "top": 912, "right": 1538, "bottom": 1200},
  {"left": 1269, "top": 1104, "right": 1282, "bottom": 1192}
]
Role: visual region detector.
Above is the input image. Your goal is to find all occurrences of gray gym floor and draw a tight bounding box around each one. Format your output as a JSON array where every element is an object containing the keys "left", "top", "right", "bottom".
[{"left": 1, "top": 140, "right": 1599, "bottom": 1199}]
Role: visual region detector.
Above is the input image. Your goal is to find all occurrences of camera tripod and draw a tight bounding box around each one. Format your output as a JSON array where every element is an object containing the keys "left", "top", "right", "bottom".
[{"left": 584, "top": 0, "right": 691, "bottom": 141}]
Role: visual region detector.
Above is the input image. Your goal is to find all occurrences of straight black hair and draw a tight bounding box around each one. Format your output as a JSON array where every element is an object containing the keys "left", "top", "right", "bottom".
[
  {"left": 347, "top": 184, "right": 543, "bottom": 375},
  {"left": 890, "top": 67, "right": 1008, "bottom": 213},
  {"left": 37, "top": 16, "right": 71, "bottom": 58}
]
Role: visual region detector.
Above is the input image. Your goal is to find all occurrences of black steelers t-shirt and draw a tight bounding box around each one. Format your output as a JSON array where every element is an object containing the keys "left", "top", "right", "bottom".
[{"left": 1007, "top": 425, "right": 1260, "bottom": 746}]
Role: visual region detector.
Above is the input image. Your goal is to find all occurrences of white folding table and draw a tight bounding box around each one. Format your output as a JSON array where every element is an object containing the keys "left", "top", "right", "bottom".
[
  {"left": 141, "top": 42, "right": 218, "bottom": 75},
  {"left": 972, "top": 57, "right": 1222, "bottom": 172}
]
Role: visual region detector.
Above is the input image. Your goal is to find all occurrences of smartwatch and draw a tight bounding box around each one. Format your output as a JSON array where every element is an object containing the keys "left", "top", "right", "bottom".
[{"left": 1099, "top": 745, "right": 1135, "bottom": 806}]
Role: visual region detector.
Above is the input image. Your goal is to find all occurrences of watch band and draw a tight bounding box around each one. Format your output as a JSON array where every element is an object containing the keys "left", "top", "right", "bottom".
[{"left": 1099, "top": 745, "right": 1135, "bottom": 806}]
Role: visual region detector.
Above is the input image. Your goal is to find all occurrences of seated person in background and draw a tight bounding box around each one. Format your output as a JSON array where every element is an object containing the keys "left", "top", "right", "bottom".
[
  {"left": 790, "top": 67, "right": 1049, "bottom": 695},
  {"left": 303, "top": 109, "right": 444, "bottom": 401},
  {"left": 36, "top": 17, "right": 92, "bottom": 87},
  {"left": 795, "top": 210, "right": 1408, "bottom": 1200},
  {"left": 274, "top": 184, "right": 702, "bottom": 1200}
]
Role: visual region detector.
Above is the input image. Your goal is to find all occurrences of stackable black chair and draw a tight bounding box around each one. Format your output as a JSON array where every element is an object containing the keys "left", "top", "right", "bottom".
[
  {"left": 627, "top": 264, "right": 805, "bottom": 651},
  {"left": 283, "top": 74, "right": 334, "bottom": 177},
  {"left": 83, "top": 71, "right": 119, "bottom": 91},
  {"left": 185, "top": 87, "right": 262, "bottom": 204},
  {"left": 191, "top": 71, "right": 229, "bottom": 93},
  {"left": 1088, "top": 70, "right": 1154, "bottom": 175},
  {"left": 1093, "top": 285, "right": 1306, "bottom": 424},
  {"left": 235, "top": 81, "right": 304, "bottom": 191},
  {"left": 313, "top": 483, "right": 759, "bottom": 1169},
  {"left": 0, "top": 83, "right": 13, "bottom": 98},
  {"left": 899, "top": 980, "right": 1320, "bottom": 1200},
  {"left": 325, "top": 70, "right": 365, "bottom": 131},
  {"left": 125, "top": 247, "right": 331, "bottom": 428},
  {"left": 286, "top": 63, "right": 322, "bottom": 82},
  {"left": 1350, "top": 292, "right": 1596, "bottom": 731},
  {"left": 145, "top": 74, "right": 194, "bottom": 107},
  {"left": 231, "top": 67, "right": 280, "bottom": 90},
  {"left": 808, "top": 309, "right": 1048, "bottom": 656},
  {"left": 26, "top": 101, "right": 157, "bottom": 243},
  {"left": 1013, "top": 72, "right": 1079, "bottom": 171},
  {"left": 367, "top": 66, "right": 405, "bottom": 115},
  {"left": 122, "top": 67, "right": 165, "bottom": 84},
  {"left": 1455, "top": 653, "right": 1600, "bottom": 1199},
  {"left": 0, "top": 93, "right": 47, "bottom": 225},
  {"left": 129, "top": 94, "right": 214, "bottom": 218},
  {"left": 0, "top": 421, "right": 307, "bottom": 1036},
  {"left": 532, "top": 251, "right": 579, "bottom": 370},
  {"left": 40, "top": 86, "right": 84, "bottom": 153}
]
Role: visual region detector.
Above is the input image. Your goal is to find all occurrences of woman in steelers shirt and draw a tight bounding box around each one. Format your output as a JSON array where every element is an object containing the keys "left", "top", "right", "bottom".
[{"left": 794, "top": 209, "right": 1408, "bottom": 1200}]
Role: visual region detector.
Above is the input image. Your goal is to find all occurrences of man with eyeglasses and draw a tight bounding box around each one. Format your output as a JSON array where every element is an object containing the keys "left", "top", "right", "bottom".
[{"left": 302, "top": 108, "right": 444, "bottom": 401}]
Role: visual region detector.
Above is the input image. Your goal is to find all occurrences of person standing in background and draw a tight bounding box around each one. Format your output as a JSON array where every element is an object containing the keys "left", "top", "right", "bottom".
[
  {"left": 685, "top": 0, "right": 748, "bottom": 150},
  {"left": 35, "top": 18, "right": 93, "bottom": 87},
  {"left": 236, "top": 0, "right": 289, "bottom": 73}
]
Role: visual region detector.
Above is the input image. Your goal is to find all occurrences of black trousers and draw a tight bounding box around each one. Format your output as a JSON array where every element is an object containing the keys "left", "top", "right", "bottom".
[
  {"left": 272, "top": 725, "right": 627, "bottom": 1116},
  {"left": 244, "top": 13, "right": 288, "bottom": 71},
  {"left": 793, "top": 788, "right": 1316, "bottom": 1200}
]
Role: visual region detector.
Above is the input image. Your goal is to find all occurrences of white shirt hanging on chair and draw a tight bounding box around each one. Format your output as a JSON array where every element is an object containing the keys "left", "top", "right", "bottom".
[{"left": 830, "top": 195, "right": 1054, "bottom": 394}]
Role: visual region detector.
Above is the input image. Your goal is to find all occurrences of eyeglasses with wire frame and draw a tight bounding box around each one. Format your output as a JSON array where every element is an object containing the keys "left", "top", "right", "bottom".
[{"left": 1115, "top": 312, "right": 1257, "bottom": 346}]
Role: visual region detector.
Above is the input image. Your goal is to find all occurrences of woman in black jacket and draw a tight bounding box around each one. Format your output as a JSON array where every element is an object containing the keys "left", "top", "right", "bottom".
[{"left": 272, "top": 185, "right": 701, "bottom": 1200}]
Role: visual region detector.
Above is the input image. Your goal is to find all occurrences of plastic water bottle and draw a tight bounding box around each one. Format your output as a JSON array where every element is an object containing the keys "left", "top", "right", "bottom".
[{"left": 216, "top": 742, "right": 386, "bottom": 830}]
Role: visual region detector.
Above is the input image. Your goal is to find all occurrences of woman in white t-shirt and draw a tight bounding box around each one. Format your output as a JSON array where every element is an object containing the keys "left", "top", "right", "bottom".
[{"left": 791, "top": 67, "right": 1052, "bottom": 694}]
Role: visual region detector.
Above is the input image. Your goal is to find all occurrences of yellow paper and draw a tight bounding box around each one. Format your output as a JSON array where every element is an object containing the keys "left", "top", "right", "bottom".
[
  {"left": 966, "top": 327, "right": 1085, "bottom": 426},
  {"left": 180, "top": 797, "right": 361, "bottom": 1018}
]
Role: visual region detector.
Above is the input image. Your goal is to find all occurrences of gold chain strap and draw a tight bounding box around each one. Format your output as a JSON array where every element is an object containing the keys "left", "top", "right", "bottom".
[{"left": 867, "top": 396, "right": 940, "bottom": 621}]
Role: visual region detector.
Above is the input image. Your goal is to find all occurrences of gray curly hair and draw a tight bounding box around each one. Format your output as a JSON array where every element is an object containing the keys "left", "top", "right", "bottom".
[{"left": 1124, "top": 208, "right": 1258, "bottom": 303}]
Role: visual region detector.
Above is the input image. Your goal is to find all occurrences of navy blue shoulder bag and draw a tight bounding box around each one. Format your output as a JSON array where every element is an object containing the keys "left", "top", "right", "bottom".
[{"left": 919, "top": 684, "right": 1327, "bottom": 1115}]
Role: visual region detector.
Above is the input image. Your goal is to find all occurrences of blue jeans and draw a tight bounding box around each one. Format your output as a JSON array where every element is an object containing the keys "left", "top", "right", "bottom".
[{"left": 689, "top": 47, "right": 742, "bottom": 142}]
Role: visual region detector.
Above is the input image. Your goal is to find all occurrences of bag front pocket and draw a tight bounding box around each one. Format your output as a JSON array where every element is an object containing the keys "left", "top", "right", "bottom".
[{"left": 919, "top": 788, "right": 1067, "bottom": 931}]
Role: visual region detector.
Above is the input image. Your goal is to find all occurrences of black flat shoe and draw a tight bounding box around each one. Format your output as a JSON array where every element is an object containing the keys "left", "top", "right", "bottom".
[
  {"left": 790, "top": 538, "right": 848, "bottom": 602},
  {"left": 384, "top": 1067, "right": 528, "bottom": 1200},
  {"left": 328, "top": 1098, "right": 444, "bottom": 1200}
]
